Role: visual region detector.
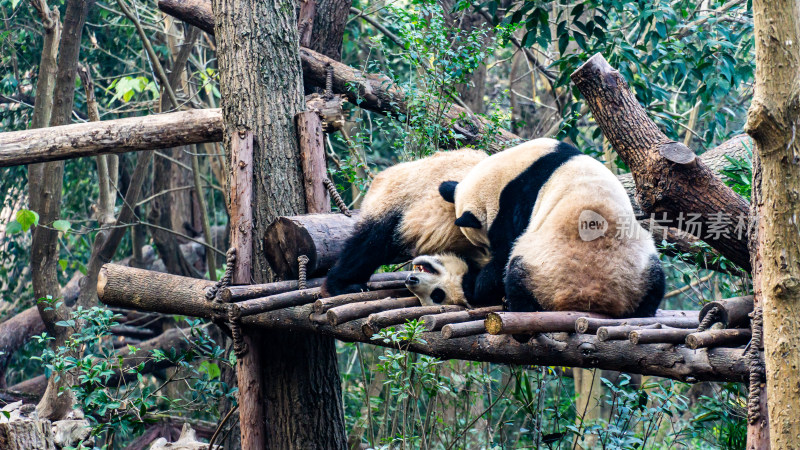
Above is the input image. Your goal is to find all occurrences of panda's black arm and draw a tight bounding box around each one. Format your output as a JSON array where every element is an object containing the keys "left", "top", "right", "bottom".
[
  {"left": 466, "top": 257, "right": 506, "bottom": 306},
  {"left": 322, "top": 213, "right": 407, "bottom": 296}
]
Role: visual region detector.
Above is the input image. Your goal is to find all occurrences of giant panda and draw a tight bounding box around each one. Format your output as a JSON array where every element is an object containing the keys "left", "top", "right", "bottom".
[
  {"left": 405, "top": 254, "right": 482, "bottom": 307},
  {"left": 322, "top": 149, "right": 491, "bottom": 297},
  {"left": 438, "top": 138, "right": 665, "bottom": 318}
]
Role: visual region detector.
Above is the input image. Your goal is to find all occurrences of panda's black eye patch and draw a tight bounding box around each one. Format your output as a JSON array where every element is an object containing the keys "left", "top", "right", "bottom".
[{"left": 430, "top": 288, "right": 446, "bottom": 304}]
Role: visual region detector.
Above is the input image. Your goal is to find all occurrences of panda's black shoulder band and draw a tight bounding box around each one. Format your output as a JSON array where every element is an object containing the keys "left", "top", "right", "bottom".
[{"left": 439, "top": 181, "right": 458, "bottom": 203}]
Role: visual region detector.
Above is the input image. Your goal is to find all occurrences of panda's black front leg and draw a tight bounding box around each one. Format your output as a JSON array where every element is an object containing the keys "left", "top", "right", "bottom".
[
  {"left": 625, "top": 255, "right": 666, "bottom": 318},
  {"left": 322, "top": 213, "right": 406, "bottom": 296},
  {"left": 465, "top": 257, "right": 506, "bottom": 306},
  {"left": 504, "top": 256, "right": 544, "bottom": 313}
]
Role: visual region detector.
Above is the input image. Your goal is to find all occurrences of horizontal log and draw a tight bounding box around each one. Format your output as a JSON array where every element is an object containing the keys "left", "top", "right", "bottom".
[
  {"left": 485, "top": 311, "right": 609, "bottom": 335},
  {"left": 326, "top": 297, "right": 420, "bottom": 326},
  {"left": 596, "top": 323, "right": 662, "bottom": 342},
  {"left": 98, "top": 264, "right": 219, "bottom": 319},
  {"left": 313, "top": 287, "right": 411, "bottom": 314},
  {"left": 263, "top": 213, "right": 360, "bottom": 279},
  {"left": 686, "top": 329, "right": 752, "bottom": 350},
  {"left": 234, "top": 288, "right": 321, "bottom": 317},
  {"left": 0, "top": 109, "right": 222, "bottom": 167},
  {"left": 221, "top": 271, "right": 410, "bottom": 302},
  {"left": 441, "top": 320, "right": 487, "bottom": 340},
  {"left": 98, "top": 267, "right": 750, "bottom": 382},
  {"left": 109, "top": 324, "right": 157, "bottom": 339},
  {"left": 698, "top": 296, "right": 754, "bottom": 329},
  {"left": 629, "top": 327, "right": 694, "bottom": 345},
  {"left": 362, "top": 305, "right": 464, "bottom": 337},
  {"left": 575, "top": 314, "right": 700, "bottom": 334},
  {"left": 420, "top": 306, "right": 503, "bottom": 331}
]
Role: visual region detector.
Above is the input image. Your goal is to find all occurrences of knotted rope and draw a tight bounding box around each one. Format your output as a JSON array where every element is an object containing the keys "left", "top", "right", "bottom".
[
  {"left": 696, "top": 306, "right": 720, "bottom": 332},
  {"left": 323, "top": 178, "right": 351, "bottom": 217},
  {"left": 298, "top": 255, "right": 310, "bottom": 290},
  {"left": 203, "top": 248, "right": 248, "bottom": 357},
  {"left": 747, "top": 306, "right": 765, "bottom": 424}
]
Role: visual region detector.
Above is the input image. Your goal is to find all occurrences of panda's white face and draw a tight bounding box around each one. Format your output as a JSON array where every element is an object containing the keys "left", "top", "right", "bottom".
[{"left": 405, "top": 254, "right": 470, "bottom": 307}]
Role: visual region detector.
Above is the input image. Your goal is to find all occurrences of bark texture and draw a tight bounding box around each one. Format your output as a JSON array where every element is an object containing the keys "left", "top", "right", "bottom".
[
  {"left": 210, "top": 0, "right": 347, "bottom": 446},
  {"left": 306, "top": 0, "right": 352, "bottom": 60},
  {"left": 745, "top": 0, "right": 800, "bottom": 447}
]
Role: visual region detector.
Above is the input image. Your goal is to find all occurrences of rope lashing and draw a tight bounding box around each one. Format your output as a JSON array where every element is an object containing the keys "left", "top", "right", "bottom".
[
  {"left": 298, "top": 255, "right": 310, "bottom": 290},
  {"left": 203, "top": 248, "right": 247, "bottom": 357},
  {"left": 206, "top": 248, "right": 237, "bottom": 303},
  {"left": 747, "top": 306, "right": 765, "bottom": 425},
  {"left": 228, "top": 304, "right": 248, "bottom": 357},
  {"left": 323, "top": 178, "right": 352, "bottom": 217},
  {"left": 696, "top": 305, "right": 720, "bottom": 332},
  {"left": 324, "top": 63, "right": 334, "bottom": 99}
]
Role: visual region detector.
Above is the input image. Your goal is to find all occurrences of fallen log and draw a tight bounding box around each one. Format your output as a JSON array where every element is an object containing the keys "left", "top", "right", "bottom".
[
  {"left": 220, "top": 271, "right": 409, "bottom": 302},
  {"left": 97, "top": 267, "right": 749, "bottom": 382},
  {"left": 485, "top": 311, "right": 609, "bottom": 335},
  {"left": 441, "top": 320, "right": 487, "bottom": 340},
  {"left": 698, "top": 296, "right": 754, "bottom": 329},
  {"left": 326, "top": 297, "right": 420, "bottom": 326},
  {"left": 0, "top": 109, "right": 222, "bottom": 167},
  {"left": 685, "top": 328, "right": 752, "bottom": 350},
  {"left": 420, "top": 306, "right": 503, "bottom": 331},
  {"left": 596, "top": 323, "right": 662, "bottom": 342},
  {"left": 575, "top": 314, "right": 700, "bottom": 334},
  {"left": 313, "top": 287, "right": 411, "bottom": 314},
  {"left": 571, "top": 54, "right": 751, "bottom": 271},
  {"left": 629, "top": 327, "right": 694, "bottom": 345},
  {"left": 263, "top": 213, "right": 360, "bottom": 279},
  {"left": 362, "top": 305, "right": 464, "bottom": 337}
]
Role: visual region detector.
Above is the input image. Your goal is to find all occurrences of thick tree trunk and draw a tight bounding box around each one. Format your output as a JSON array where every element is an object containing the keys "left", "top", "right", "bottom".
[
  {"left": 745, "top": 0, "right": 800, "bottom": 447},
  {"left": 211, "top": 0, "right": 347, "bottom": 447},
  {"left": 571, "top": 54, "right": 751, "bottom": 271},
  {"left": 306, "top": 0, "right": 353, "bottom": 60},
  {"left": 1, "top": 109, "right": 222, "bottom": 167}
]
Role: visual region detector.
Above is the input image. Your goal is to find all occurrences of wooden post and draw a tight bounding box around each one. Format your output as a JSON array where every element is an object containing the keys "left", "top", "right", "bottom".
[
  {"left": 229, "top": 130, "right": 266, "bottom": 449},
  {"left": 296, "top": 111, "right": 330, "bottom": 213}
]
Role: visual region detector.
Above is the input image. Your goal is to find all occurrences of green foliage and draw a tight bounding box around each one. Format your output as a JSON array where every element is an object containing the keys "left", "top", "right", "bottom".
[{"left": 33, "top": 305, "right": 234, "bottom": 446}]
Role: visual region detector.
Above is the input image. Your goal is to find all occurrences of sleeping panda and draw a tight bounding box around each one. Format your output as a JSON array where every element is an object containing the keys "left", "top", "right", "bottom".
[
  {"left": 405, "top": 254, "right": 482, "bottom": 307},
  {"left": 438, "top": 138, "right": 665, "bottom": 318},
  {"left": 322, "top": 149, "right": 491, "bottom": 297}
]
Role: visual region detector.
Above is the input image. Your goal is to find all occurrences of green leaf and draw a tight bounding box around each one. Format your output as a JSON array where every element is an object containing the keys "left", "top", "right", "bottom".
[
  {"left": 58, "top": 259, "right": 68, "bottom": 271},
  {"left": 16, "top": 209, "right": 39, "bottom": 231},
  {"left": 199, "top": 361, "right": 221, "bottom": 379},
  {"left": 6, "top": 221, "right": 22, "bottom": 235},
  {"left": 53, "top": 220, "right": 71, "bottom": 232},
  {"left": 558, "top": 33, "right": 569, "bottom": 55}
]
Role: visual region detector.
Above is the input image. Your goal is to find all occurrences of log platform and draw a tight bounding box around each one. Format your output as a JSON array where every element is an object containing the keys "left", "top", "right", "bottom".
[{"left": 98, "top": 263, "right": 756, "bottom": 383}]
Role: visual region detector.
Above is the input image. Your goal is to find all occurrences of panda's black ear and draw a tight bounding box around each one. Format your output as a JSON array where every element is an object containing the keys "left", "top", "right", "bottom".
[
  {"left": 455, "top": 211, "right": 482, "bottom": 229},
  {"left": 439, "top": 181, "right": 458, "bottom": 203}
]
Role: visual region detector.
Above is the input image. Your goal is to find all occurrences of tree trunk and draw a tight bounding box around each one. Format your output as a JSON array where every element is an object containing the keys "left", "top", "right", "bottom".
[
  {"left": 306, "top": 0, "right": 352, "bottom": 60},
  {"left": 32, "top": 0, "right": 91, "bottom": 422},
  {"left": 211, "top": 0, "right": 347, "bottom": 447},
  {"left": 745, "top": 0, "right": 800, "bottom": 447}
]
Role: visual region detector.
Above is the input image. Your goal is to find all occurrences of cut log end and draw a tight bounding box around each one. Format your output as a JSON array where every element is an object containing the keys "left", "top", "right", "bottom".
[
  {"left": 659, "top": 142, "right": 697, "bottom": 165},
  {"left": 484, "top": 313, "right": 502, "bottom": 335},
  {"left": 97, "top": 267, "right": 108, "bottom": 299},
  {"left": 575, "top": 317, "right": 590, "bottom": 334},
  {"left": 571, "top": 52, "right": 615, "bottom": 79}
]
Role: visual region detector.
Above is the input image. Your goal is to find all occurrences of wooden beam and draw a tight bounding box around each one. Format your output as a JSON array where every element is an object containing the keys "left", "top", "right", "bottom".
[{"left": 0, "top": 109, "right": 222, "bottom": 167}]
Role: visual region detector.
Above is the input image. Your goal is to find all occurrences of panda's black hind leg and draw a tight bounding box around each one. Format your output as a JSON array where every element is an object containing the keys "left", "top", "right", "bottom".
[
  {"left": 626, "top": 254, "right": 666, "bottom": 318},
  {"left": 504, "top": 256, "right": 544, "bottom": 313},
  {"left": 504, "top": 256, "right": 544, "bottom": 344},
  {"left": 322, "top": 211, "right": 406, "bottom": 296}
]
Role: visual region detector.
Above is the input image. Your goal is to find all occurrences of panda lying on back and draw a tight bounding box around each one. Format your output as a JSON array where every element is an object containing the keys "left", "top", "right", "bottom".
[
  {"left": 322, "top": 150, "right": 492, "bottom": 297},
  {"left": 438, "top": 138, "right": 665, "bottom": 318}
]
